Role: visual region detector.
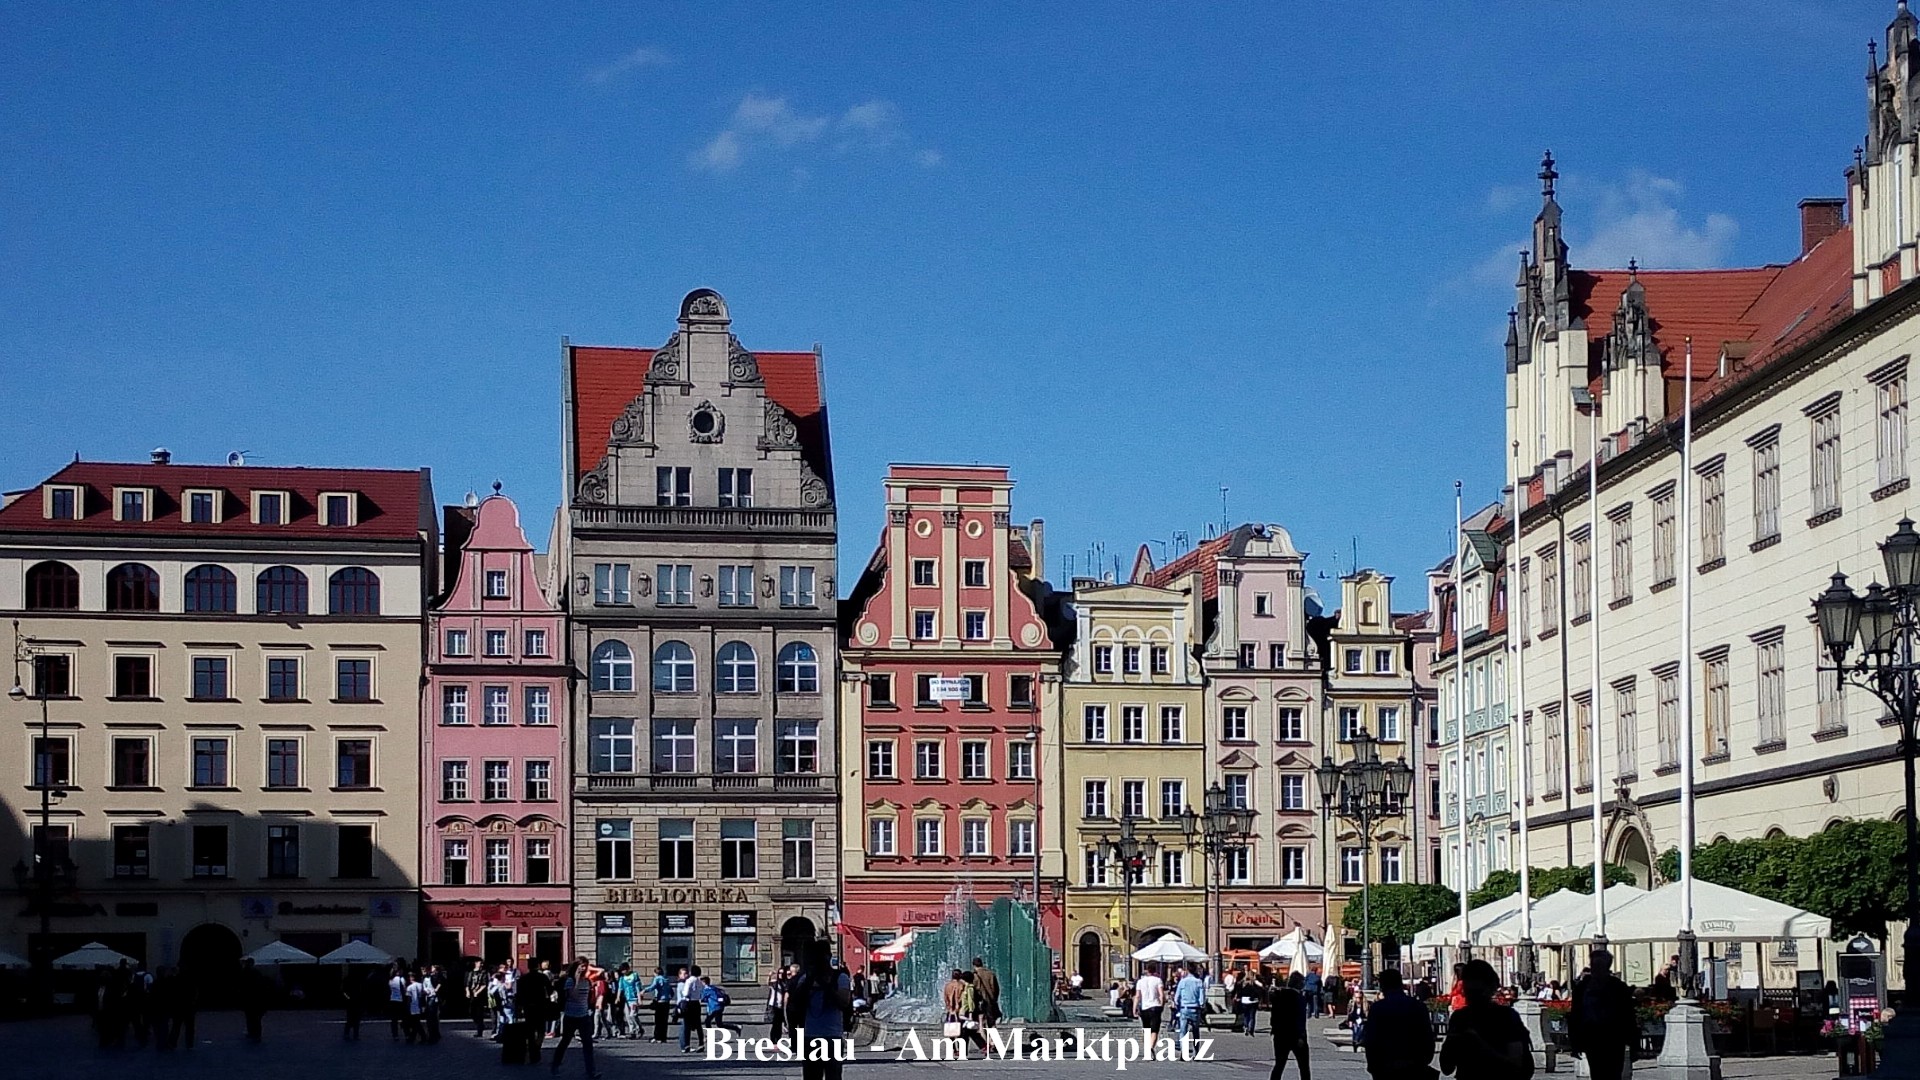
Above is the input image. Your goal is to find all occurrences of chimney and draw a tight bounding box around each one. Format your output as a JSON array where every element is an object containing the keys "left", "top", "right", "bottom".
[
  {"left": 1028, "top": 518, "right": 1045, "bottom": 582},
  {"left": 1798, "top": 198, "right": 1846, "bottom": 256},
  {"left": 149, "top": 447, "right": 171, "bottom": 465}
]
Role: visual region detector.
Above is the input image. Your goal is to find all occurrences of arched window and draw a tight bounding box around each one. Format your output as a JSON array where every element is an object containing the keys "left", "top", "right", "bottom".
[
  {"left": 329, "top": 567, "right": 381, "bottom": 615},
  {"left": 591, "top": 641, "right": 634, "bottom": 692},
  {"left": 106, "top": 563, "right": 160, "bottom": 612},
  {"left": 777, "top": 642, "right": 820, "bottom": 694},
  {"left": 652, "top": 641, "right": 695, "bottom": 694},
  {"left": 24, "top": 561, "right": 79, "bottom": 611},
  {"left": 183, "top": 565, "right": 237, "bottom": 613},
  {"left": 257, "top": 566, "right": 309, "bottom": 615},
  {"left": 716, "top": 642, "right": 758, "bottom": 694}
]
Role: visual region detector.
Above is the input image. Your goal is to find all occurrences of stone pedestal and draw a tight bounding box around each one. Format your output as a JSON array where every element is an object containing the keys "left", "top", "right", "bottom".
[
  {"left": 1516, "top": 997, "right": 1557, "bottom": 1073},
  {"left": 1650, "top": 999, "right": 1721, "bottom": 1080}
]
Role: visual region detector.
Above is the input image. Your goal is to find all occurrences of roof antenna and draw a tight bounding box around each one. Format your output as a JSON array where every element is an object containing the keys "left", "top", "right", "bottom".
[{"left": 1220, "top": 485, "right": 1230, "bottom": 534}]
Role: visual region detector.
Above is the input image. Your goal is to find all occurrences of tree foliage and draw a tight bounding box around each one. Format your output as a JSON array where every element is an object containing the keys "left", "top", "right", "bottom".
[
  {"left": 1465, "top": 864, "right": 1638, "bottom": 909},
  {"left": 1654, "top": 818, "right": 1906, "bottom": 939},
  {"left": 1345, "top": 883, "right": 1459, "bottom": 946}
]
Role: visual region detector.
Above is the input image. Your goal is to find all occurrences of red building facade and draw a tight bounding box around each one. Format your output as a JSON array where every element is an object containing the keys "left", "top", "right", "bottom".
[{"left": 836, "top": 466, "right": 1066, "bottom": 964}]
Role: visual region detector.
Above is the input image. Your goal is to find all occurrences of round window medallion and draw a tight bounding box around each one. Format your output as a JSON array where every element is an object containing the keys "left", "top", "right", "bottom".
[
  {"left": 688, "top": 402, "right": 725, "bottom": 443},
  {"left": 965, "top": 519, "right": 984, "bottom": 538},
  {"left": 857, "top": 621, "right": 880, "bottom": 646},
  {"left": 913, "top": 517, "right": 933, "bottom": 538}
]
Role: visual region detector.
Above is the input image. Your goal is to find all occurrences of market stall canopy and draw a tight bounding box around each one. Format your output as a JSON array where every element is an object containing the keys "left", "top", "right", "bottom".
[
  {"left": 317, "top": 940, "right": 393, "bottom": 965},
  {"left": 53, "top": 942, "right": 137, "bottom": 969},
  {"left": 1259, "top": 925, "right": 1325, "bottom": 962},
  {"left": 1132, "top": 933, "right": 1207, "bottom": 963},
  {"left": 0, "top": 949, "right": 28, "bottom": 968},
  {"left": 1525, "top": 884, "right": 1650, "bottom": 946},
  {"left": 245, "top": 941, "right": 318, "bottom": 965},
  {"left": 1557, "top": 879, "right": 1830, "bottom": 944},
  {"left": 1410, "top": 892, "right": 1527, "bottom": 950},
  {"left": 871, "top": 931, "right": 916, "bottom": 962}
]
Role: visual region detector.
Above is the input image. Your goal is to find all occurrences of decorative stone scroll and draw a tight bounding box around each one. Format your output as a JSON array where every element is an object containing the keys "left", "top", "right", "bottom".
[
  {"left": 799, "top": 466, "right": 832, "bottom": 508},
  {"left": 726, "top": 337, "right": 763, "bottom": 386},
  {"left": 645, "top": 333, "right": 686, "bottom": 385},
  {"left": 761, "top": 399, "right": 800, "bottom": 450},
  {"left": 575, "top": 460, "right": 610, "bottom": 505}
]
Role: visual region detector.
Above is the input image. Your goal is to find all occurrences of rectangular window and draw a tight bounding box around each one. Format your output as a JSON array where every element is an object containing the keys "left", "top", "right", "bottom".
[
  {"left": 192, "top": 656, "right": 230, "bottom": 700},
  {"left": 267, "top": 657, "right": 300, "bottom": 701},
  {"left": 49, "top": 486, "right": 76, "bottom": 520},
  {"left": 525, "top": 837, "right": 552, "bottom": 885},
  {"left": 483, "top": 629, "right": 509, "bottom": 657},
  {"left": 1223, "top": 706, "right": 1249, "bottom": 742},
  {"left": 1009, "top": 819, "right": 1035, "bottom": 857},
  {"left": 961, "top": 740, "right": 989, "bottom": 780},
  {"left": 654, "top": 466, "right": 691, "bottom": 507},
  {"left": 523, "top": 629, "right": 548, "bottom": 657},
  {"left": 1610, "top": 506, "right": 1633, "bottom": 603},
  {"left": 1613, "top": 680, "right": 1638, "bottom": 780},
  {"left": 1009, "top": 673, "right": 1035, "bottom": 708},
  {"left": 481, "top": 685, "right": 510, "bottom": 725},
  {"left": 657, "top": 819, "right": 694, "bottom": 879},
  {"left": 336, "top": 659, "right": 372, "bottom": 702},
  {"left": 1338, "top": 707, "right": 1362, "bottom": 742},
  {"left": 964, "top": 611, "right": 987, "bottom": 640},
  {"left": 441, "top": 685, "right": 469, "bottom": 725},
  {"left": 337, "top": 824, "right": 373, "bottom": 877},
  {"left": 1083, "top": 704, "right": 1108, "bottom": 743},
  {"left": 1573, "top": 695, "right": 1592, "bottom": 790},
  {"left": 1811, "top": 400, "right": 1843, "bottom": 518},
  {"left": 651, "top": 719, "right": 696, "bottom": 774},
  {"left": 597, "top": 820, "right": 633, "bottom": 880},
  {"left": 1161, "top": 848, "right": 1186, "bottom": 885},
  {"left": 1121, "top": 705, "right": 1145, "bottom": 743},
  {"left": 323, "top": 493, "right": 354, "bottom": 527},
  {"left": 866, "top": 673, "right": 894, "bottom": 706},
  {"left": 714, "top": 719, "right": 758, "bottom": 774},
  {"left": 1152, "top": 645, "right": 1171, "bottom": 674},
  {"left": 482, "top": 568, "right": 509, "bottom": 599},
  {"left": 1818, "top": 632, "right": 1847, "bottom": 735},
  {"left": 1278, "top": 706, "right": 1304, "bottom": 742},
  {"left": 912, "top": 611, "right": 936, "bottom": 639},
  {"left": 1093, "top": 645, "right": 1113, "bottom": 674},
  {"left": 1122, "top": 645, "right": 1142, "bottom": 675},
  {"left": 783, "top": 819, "right": 816, "bottom": 878},
  {"left": 1084, "top": 849, "right": 1109, "bottom": 886},
  {"left": 484, "top": 838, "right": 511, "bottom": 885},
  {"left": 594, "top": 563, "right": 631, "bottom": 605},
  {"left": 1121, "top": 779, "right": 1146, "bottom": 819},
  {"left": 1225, "top": 846, "right": 1250, "bottom": 885},
  {"left": 1282, "top": 846, "right": 1307, "bottom": 885},
  {"left": 1374, "top": 648, "right": 1393, "bottom": 674},
  {"left": 1084, "top": 779, "right": 1109, "bottom": 819},
  {"left": 111, "top": 736, "right": 151, "bottom": 788},
  {"left": 191, "top": 737, "right": 230, "bottom": 787},
  {"left": 1159, "top": 705, "right": 1184, "bottom": 743},
  {"left": 655, "top": 564, "right": 692, "bottom": 606},
  {"left": 192, "top": 825, "right": 228, "bottom": 878},
  {"left": 1540, "top": 545, "right": 1560, "bottom": 628},
  {"left": 915, "top": 818, "right": 942, "bottom": 856},
  {"left": 1756, "top": 632, "right": 1787, "bottom": 746},
  {"left": 524, "top": 685, "right": 551, "bottom": 725},
  {"left": 31, "top": 654, "right": 70, "bottom": 698},
  {"left": 1340, "top": 847, "right": 1364, "bottom": 885},
  {"left": 1281, "top": 774, "right": 1306, "bottom": 811},
  {"left": 443, "top": 760, "right": 471, "bottom": 801},
  {"left": 912, "top": 559, "right": 936, "bottom": 586},
  {"left": 255, "top": 491, "right": 284, "bottom": 525},
  {"left": 720, "top": 820, "right": 757, "bottom": 880},
  {"left": 868, "top": 818, "right": 896, "bottom": 856},
  {"left": 1699, "top": 461, "right": 1726, "bottom": 567},
  {"left": 1343, "top": 648, "right": 1363, "bottom": 674},
  {"left": 1378, "top": 706, "right": 1401, "bottom": 742},
  {"left": 336, "top": 739, "right": 373, "bottom": 788},
  {"left": 1570, "top": 527, "right": 1592, "bottom": 621},
  {"left": 963, "top": 560, "right": 987, "bottom": 587},
  {"left": 113, "top": 655, "right": 153, "bottom": 698},
  {"left": 524, "top": 760, "right": 552, "bottom": 800},
  {"left": 915, "top": 673, "right": 937, "bottom": 705},
  {"left": 1880, "top": 366, "right": 1910, "bottom": 489},
  {"left": 1007, "top": 740, "right": 1034, "bottom": 781},
  {"left": 1254, "top": 592, "right": 1273, "bottom": 616},
  {"left": 113, "top": 824, "right": 151, "bottom": 879},
  {"left": 445, "top": 628, "right": 470, "bottom": 657},
  {"left": 779, "top": 566, "right": 816, "bottom": 607},
  {"left": 776, "top": 720, "right": 819, "bottom": 774},
  {"left": 444, "top": 839, "right": 470, "bottom": 885},
  {"left": 1160, "top": 779, "right": 1185, "bottom": 820},
  {"left": 717, "top": 564, "right": 756, "bottom": 607},
  {"left": 1752, "top": 430, "right": 1781, "bottom": 542},
  {"left": 1541, "top": 706, "right": 1563, "bottom": 797},
  {"left": 914, "top": 740, "right": 943, "bottom": 779},
  {"left": 119, "top": 488, "right": 147, "bottom": 522},
  {"left": 1380, "top": 846, "right": 1403, "bottom": 884},
  {"left": 184, "top": 490, "right": 216, "bottom": 523},
  {"left": 482, "top": 759, "right": 510, "bottom": 800},
  {"left": 1655, "top": 667, "right": 1680, "bottom": 769},
  {"left": 266, "top": 739, "right": 300, "bottom": 789},
  {"left": 718, "top": 467, "right": 753, "bottom": 508},
  {"left": 1652, "top": 485, "right": 1676, "bottom": 587},
  {"left": 1224, "top": 773, "right": 1250, "bottom": 810},
  {"left": 866, "top": 739, "right": 896, "bottom": 779},
  {"left": 1703, "top": 652, "right": 1730, "bottom": 758},
  {"left": 268, "top": 825, "right": 301, "bottom": 878}
]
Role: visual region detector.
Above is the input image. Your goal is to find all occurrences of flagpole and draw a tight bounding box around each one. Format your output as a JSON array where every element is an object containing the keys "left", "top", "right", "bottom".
[
  {"left": 1678, "top": 339, "right": 1698, "bottom": 988},
  {"left": 1511, "top": 440, "right": 1534, "bottom": 977},
  {"left": 1585, "top": 383, "right": 1608, "bottom": 952},
  {"left": 1454, "top": 480, "right": 1470, "bottom": 962}
]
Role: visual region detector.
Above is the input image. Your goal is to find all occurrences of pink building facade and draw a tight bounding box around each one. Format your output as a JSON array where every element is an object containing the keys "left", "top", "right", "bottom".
[{"left": 421, "top": 492, "right": 571, "bottom": 968}]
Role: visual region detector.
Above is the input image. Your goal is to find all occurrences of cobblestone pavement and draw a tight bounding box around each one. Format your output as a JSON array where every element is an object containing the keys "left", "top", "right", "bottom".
[{"left": 0, "top": 1010, "right": 1842, "bottom": 1080}]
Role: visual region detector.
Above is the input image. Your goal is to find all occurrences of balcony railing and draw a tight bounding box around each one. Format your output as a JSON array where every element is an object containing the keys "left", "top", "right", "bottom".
[
  {"left": 574, "top": 506, "right": 835, "bottom": 532},
  {"left": 581, "top": 772, "right": 829, "bottom": 794}
]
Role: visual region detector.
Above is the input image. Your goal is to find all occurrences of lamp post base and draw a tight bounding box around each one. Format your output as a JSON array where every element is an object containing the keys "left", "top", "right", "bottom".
[
  {"left": 1516, "top": 936, "right": 1539, "bottom": 989},
  {"left": 1651, "top": 998, "right": 1721, "bottom": 1080},
  {"left": 1514, "top": 996, "right": 1554, "bottom": 1073}
]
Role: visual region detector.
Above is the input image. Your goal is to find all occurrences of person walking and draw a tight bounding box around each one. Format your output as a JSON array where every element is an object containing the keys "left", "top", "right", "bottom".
[
  {"left": 241, "top": 958, "right": 270, "bottom": 1042},
  {"left": 1362, "top": 968, "right": 1435, "bottom": 1080},
  {"left": 1237, "top": 970, "right": 1266, "bottom": 1036},
  {"left": 1303, "top": 968, "right": 1324, "bottom": 1018},
  {"left": 1438, "top": 959, "right": 1532, "bottom": 1080},
  {"left": 549, "top": 958, "right": 603, "bottom": 1079},
  {"left": 768, "top": 967, "right": 791, "bottom": 1043},
  {"left": 342, "top": 968, "right": 365, "bottom": 1040},
  {"left": 1447, "top": 963, "right": 1469, "bottom": 1013},
  {"left": 517, "top": 963, "right": 553, "bottom": 1064},
  {"left": 387, "top": 964, "right": 408, "bottom": 1039},
  {"left": 468, "top": 961, "right": 492, "bottom": 1037},
  {"left": 1270, "top": 971, "right": 1311, "bottom": 1080},
  {"left": 970, "top": 957, "right": 1001, "bottom": 1030},
  {"left": 1174, "top": 964, "right": 1208, "bottom": 1042},
  {"left": 617, "top": 965, "right": 641, "bottom": 1038},
  {"left": 645, "top": 968, "right": 673, "bottom": 1043},
  {"left": 1567, "top": 949, "right": 1635, "bottom": 1080},
  {"left": 1136, "top": 962, "right": 1167, "bottom": 1053},
  {"left": 678, "top": 965, "right": 707, "bottom": 1052},
  {"left": 788, "top": 941, "right": 852, "bottom": 1080},
  {"left": 424, "top": 964, "right": 444, "bottom": 1044}
]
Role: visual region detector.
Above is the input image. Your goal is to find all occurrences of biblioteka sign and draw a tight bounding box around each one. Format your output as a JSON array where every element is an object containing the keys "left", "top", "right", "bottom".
[{"left": 602, "top": 886, "right": 754, "bottom": 904}]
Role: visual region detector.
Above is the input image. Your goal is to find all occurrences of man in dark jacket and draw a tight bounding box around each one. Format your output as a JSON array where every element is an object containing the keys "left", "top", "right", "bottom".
[
  {"left": 516, "top": 963, "right": 552, "bottom": 1063},
  {"left": 1270, "top": 971, "right": 1311, "bottom": 1080},
  {"left": 1568, "top": 949, "right": 1635, "bottom": 1080},
  {"left": 1362, "top": 968, "right": 1435, "bottom": 1079}
]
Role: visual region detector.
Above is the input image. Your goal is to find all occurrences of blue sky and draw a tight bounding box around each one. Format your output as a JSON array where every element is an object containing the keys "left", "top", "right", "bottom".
[{"left": 0, "top": 2, "right": 1877, "bottom": 605}]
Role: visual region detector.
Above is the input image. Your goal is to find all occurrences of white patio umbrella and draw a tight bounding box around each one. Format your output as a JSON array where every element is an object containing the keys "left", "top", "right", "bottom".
[
  {"left": 317, "top": 940, "right": 393, "bottom": 965},
  {"left": 1411, "top": 892, "right": 1527, "bottom": 950},
  {"left": 1131, "top": 932, "right": 1206, "bottom": 964},
  {"left": 1559, "top": 879, "right": 1829, "bottom": 944},
  {"left": 53, "top": 942, "right": 137, "bottom": 969},
  {"left": 1259, "top": 925, "right": 1325, "bottom": 963},
  {"left": 0, "top": 949, "right": 29, "bottom": 968},
  {"left": 245, "top": 941, "right": 318, "bottom": 966},
  {"left": 1524, "top": 884, "right": 1649, "bottom": 946}
]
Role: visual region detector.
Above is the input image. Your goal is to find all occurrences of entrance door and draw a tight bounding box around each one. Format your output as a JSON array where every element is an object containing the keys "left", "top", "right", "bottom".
[
  {"left": 483, "top": 928, "right": 514, "bottom": 967},
  {"left": 1077, "top": 931, "right": 1102, "bottom": 988},
  {"left": 779, "top": 917, "right": 815, "bottom": 968},
  {"left": 179, "top": 923, "right": 243, "bottom": 1005},
  {"left": 534, "top": 930, "right": 564, "bottom": 968}
]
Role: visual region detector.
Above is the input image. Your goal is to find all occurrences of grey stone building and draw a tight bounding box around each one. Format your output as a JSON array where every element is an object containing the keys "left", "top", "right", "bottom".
[{"left": 559, "top": 290, "right": 838, "bottom": 983}]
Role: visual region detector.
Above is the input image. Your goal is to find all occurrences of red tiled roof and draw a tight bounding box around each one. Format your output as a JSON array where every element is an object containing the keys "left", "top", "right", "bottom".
[
  {"left": 568, "top": 345, "right": 829, "bottom": 486},
  {"left": 0, "top": 461, "right": 432, "bottom": 542},
  {"left": 1143, "top": 531, "right": 1235, "bottom": 602}
]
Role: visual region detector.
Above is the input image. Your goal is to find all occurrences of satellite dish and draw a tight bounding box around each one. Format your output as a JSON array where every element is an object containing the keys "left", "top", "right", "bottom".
[{"left": 226, "top": 451, "right": 249, "bottom": 466}]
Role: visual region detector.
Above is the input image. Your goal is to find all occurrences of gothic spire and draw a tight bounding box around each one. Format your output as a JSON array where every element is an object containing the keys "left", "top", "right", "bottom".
[{"left": 1538, "top": 150, "right": 1559, "bottom": 198}]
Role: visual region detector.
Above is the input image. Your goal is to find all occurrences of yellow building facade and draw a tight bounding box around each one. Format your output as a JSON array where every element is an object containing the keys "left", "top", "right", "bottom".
[{"left": 1060, "top": 578, "right": 1208, "bottom": 986}]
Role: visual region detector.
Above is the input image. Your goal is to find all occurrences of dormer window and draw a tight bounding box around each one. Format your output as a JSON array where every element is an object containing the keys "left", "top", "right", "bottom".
[
  {"left": 253, "top": 491, "right": 288, "bottom": 525},
  {"left": 484, "top": 569, "right": 509, "bottom": 599},
  {"left": 321, "top": 492, "right": 355, "bottom": 527},
  {"left": 115, "top": 488, "right": 151, "bottom": 522},
  {"left": 43, "top": 485, "right": 81, "bottom": 520},
  {"left": 183, "top": 489, "right": 221, "bottom": 524}
]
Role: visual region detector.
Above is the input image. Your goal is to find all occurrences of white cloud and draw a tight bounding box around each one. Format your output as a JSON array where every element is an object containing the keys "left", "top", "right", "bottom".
[
  {"left": 691, "top": 94, "right": 939, "bottom": 173},
  {"left": 1568, "top": 171, "right": 1738, "bottom": 269},
  {"left": 585, "top": 46, "right": 669, "bottom": 86}
]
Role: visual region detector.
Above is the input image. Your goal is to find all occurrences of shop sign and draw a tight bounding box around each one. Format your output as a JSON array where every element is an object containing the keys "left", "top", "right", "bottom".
[
  {"left": 898, "top": 907, "right": 945, "bottom": 925},
  {"left": 597, "top": 913, "right": 632, "bottom": 935},
  {"left": 279, "top": 901, "right": 364, "bottom": 917},
  {"left": 370, "top": 896, "right": 401, "bottom": 918},
  {"left": 660, "top": 912, "right": 695, "bottom": 934},
  {"left": 240, "top": 897, "right": 273, "bottom": 919},
  {"left": 867, "top": 930, "right": 898, "bottom": 948},
  {"left": 723, "top": 912, "right": 757, "bottom": 934},
  {"left": 603, "top": 886, "right": 750, "bottom": 905}
]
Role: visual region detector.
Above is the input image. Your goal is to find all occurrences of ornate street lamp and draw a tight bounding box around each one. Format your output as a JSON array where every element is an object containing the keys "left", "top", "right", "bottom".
[
  {"left": 9, "top": 621, "right": 57, "bottom": 1001},
  {"left": 1316, "top": 726, "right": 1415, "bottom": 991},
  {"left": 1183, "top": 781, "right": 1256, "bottom": 977},
  {"left": 1812, "top": 520, "right": 1920, "bottom": 1078},
  {"left": 1100, "top": 816, "right": 1156, "bottom": 974}
]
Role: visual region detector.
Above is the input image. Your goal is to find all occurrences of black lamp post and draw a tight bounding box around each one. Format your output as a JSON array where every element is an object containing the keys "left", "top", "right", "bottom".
[
  {"left": 1813, "top": 517, "right": 1920, "bottom": 1075},
  {"left": 9, "top": 621, "right": 57, "bottom": 999},
  {"left": 1314, "top": 726, "right": 1415, "bottom": 991},
  {"left": 1100, "top": 815, "right": 1156, "bottom": 976},
  {"left": 1182, "top": 781, "right": 1257, "bottom": 977}
]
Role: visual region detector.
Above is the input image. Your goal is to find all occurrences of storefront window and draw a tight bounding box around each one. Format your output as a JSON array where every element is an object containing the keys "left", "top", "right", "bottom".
[
  {"left": 721, "top": 912, "right": 758, "bottom": 984},
  {"left": 660, "top": 912, "right": 695, "bottom": 973},
  {"left": 595, "top": 912, "right": 631, "bottom": 969}
]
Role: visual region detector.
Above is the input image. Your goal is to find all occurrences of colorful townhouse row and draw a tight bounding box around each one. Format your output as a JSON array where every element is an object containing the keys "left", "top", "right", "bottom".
[{"left": 0, "top": 289, "right": 1444, "bottom": 988}]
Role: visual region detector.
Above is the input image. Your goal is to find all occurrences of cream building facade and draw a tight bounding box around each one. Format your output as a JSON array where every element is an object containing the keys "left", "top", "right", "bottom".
[{"left": 1433, "top": 509, "right": 1517, "bottom": 896}]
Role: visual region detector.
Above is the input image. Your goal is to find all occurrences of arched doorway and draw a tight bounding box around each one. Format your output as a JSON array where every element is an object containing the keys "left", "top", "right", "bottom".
[
  {"left": 180, "top": 923, "right": 243, "bottom": 1004},
  {"left": 1077, "top": 931, "right": 1102, "bottom": 986},
  {"left": 779, "top": 917, "right": 816, "bottom": 968},
  {"left": 1614, "top": 827, "right": 1652, "bottom": 891}
]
